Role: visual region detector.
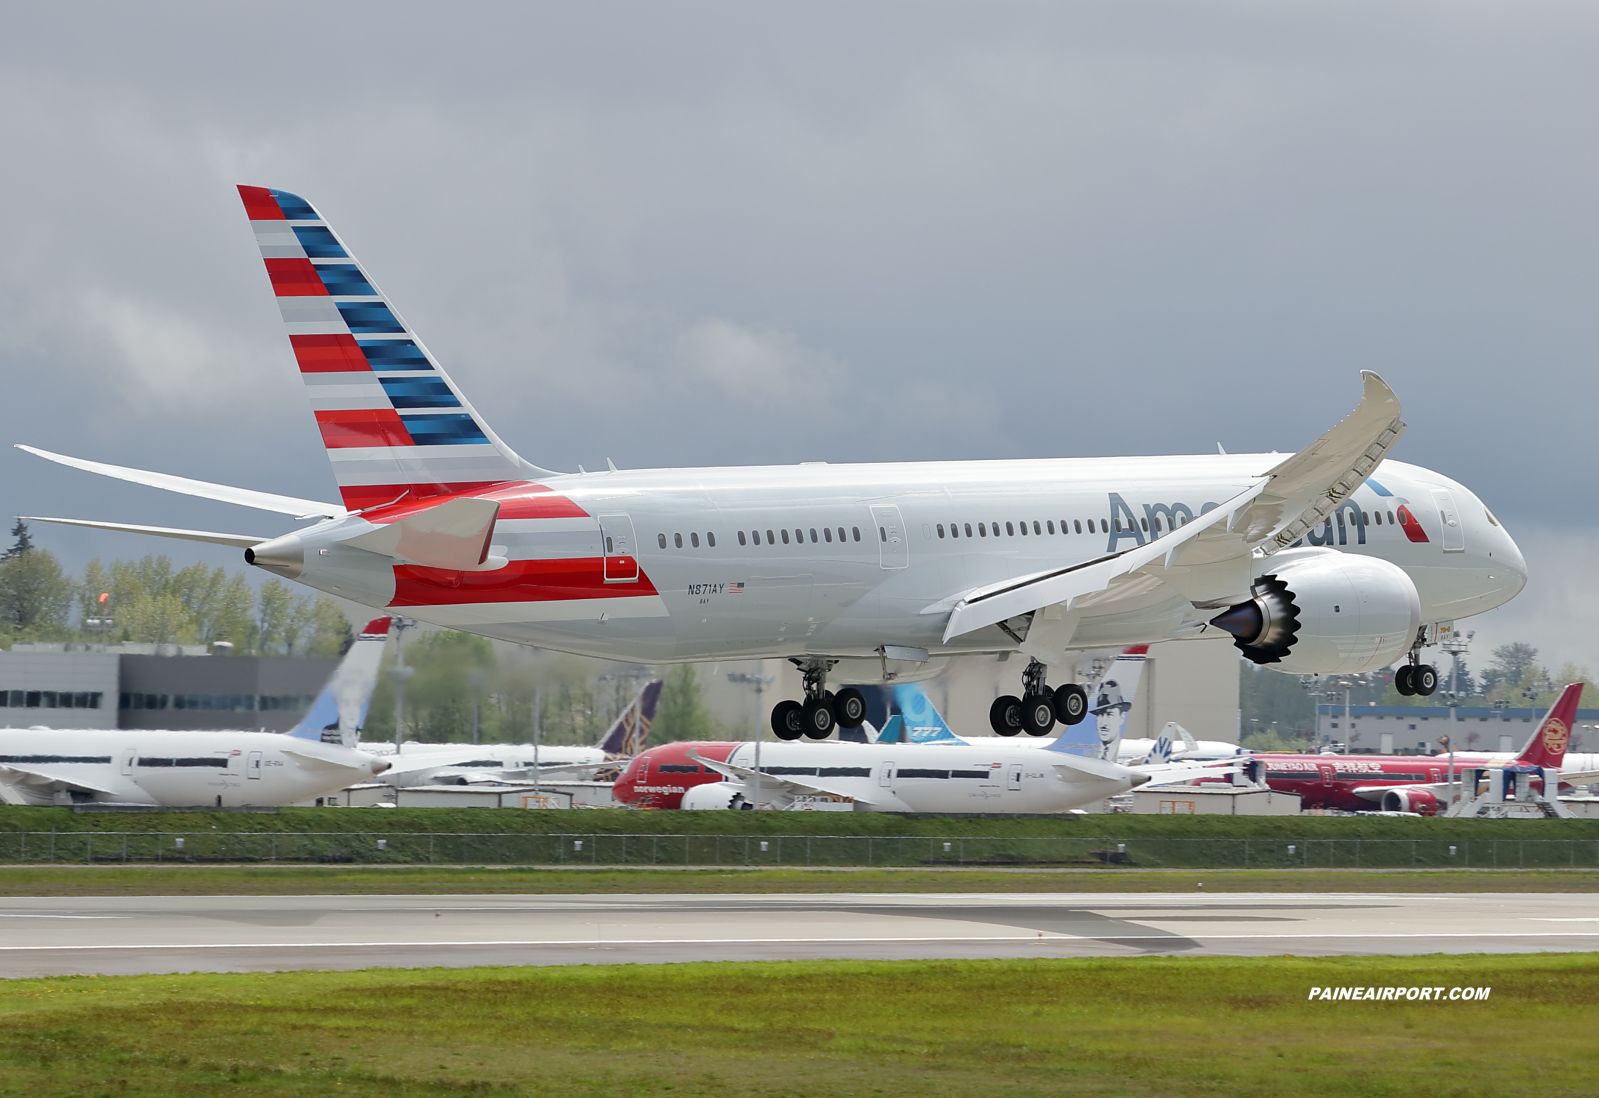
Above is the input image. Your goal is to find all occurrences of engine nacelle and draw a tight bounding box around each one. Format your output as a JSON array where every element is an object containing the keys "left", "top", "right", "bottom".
[
  {"left": 679, "top": 782, "right": 754, "bottom": 810},
  {"left": 1209, "top": 548, "right": 1420, "bottom": 674},
  {"left": 1380, "top": 788, "right": 1439, "bottom": 815}
]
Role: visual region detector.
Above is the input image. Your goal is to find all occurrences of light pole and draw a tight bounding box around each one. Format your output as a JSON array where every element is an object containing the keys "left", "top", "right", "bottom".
[
  {"left": 85, "top": 591, "right": 112, "bottom": 651},
  {"left": 468, "top": 667, "right": 486, "bottom": 745},
  {"left": 728, "top": 664, "right": 775, "bottom": 809},
  {"left": 390, "top": 617, "right": 417, "bottom": 752}
]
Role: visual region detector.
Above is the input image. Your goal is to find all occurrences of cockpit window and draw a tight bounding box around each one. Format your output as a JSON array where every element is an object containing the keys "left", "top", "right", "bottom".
[{"left": 1484, "top": 507, "right": 1500, "bottom": 527}]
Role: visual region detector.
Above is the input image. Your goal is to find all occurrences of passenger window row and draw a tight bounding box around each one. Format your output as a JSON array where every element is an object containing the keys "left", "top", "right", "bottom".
[
  {"left": 933, "top": 514, "right": 1189, "bottom": 539},
  {"left": 657, "top": 527, "right": 865, "bottom": 550}
]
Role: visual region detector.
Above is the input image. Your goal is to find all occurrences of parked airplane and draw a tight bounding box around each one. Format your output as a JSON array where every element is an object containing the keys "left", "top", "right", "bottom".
[
  {"left": 0, "top": 619, "right": 395, "bottom": 807},
  {"left": 21, "top": 186, "right": 1528, "bottom": 746},
  {"left": 963, "top": 720, "right": 1244, "bottom": 763},
  {"left": 367, "top": 678, "right": 662, "bottom": 786},
  {"left": 613, "top": 649, "right": 1232, "bottom": 811},
  {"left": 1214, "top": 683, "right": 1591, "bottom": 814}
]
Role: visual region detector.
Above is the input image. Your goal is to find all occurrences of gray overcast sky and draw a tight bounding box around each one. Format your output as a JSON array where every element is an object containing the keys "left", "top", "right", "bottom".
[{"left": 3, "top": 2, "right": 1595, "bottom": 674}]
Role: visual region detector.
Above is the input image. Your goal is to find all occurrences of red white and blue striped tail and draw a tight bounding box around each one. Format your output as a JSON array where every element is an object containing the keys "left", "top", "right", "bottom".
[{"left": 238, "top": 186, "right": 545, "bottom": 512}]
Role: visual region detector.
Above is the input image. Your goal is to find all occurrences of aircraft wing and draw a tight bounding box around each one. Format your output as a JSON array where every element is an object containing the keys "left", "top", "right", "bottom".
[
  {"left": 1132, "top": 760, "right": 1244, "bottom": 787},
  {"left": 942, "top": 372, "right": 1406, "bottom": 642},
  {"left": 0, "top": 763, "right": 123, "bottom": 797},
  {"left": 16, "top": 444, "right": 347, "bottom": 519},
  {"left": 23, "top": 516, "right": 269, "bottom": 550},
  {"left": 1046, "top": 752, "right": 1141, "bottom": 782},
  {"left": 281, "top": 748, "right": 376, "bottom": 773},
  {"left": 686, "top": 750, "right": 888, "bottom": 806}
]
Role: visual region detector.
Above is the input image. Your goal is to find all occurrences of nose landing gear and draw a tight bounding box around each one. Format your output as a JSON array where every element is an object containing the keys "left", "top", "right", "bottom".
[
  {"left": 770, "top": 663, "right": 865, "bottom": 741},
  {"left": 990, "top": 659, "right": 1090, "bottom": 736}
]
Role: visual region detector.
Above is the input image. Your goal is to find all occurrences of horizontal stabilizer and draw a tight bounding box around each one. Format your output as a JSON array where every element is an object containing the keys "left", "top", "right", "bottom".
[
  {"left": 17, "top": 444, "right": 345, "bottom": 519},
  {"left": 23, "top": 516, "right": 268, "bottom": 550},
  {"left": 342, "top": 496, "right": 500, "bottom": 570}
]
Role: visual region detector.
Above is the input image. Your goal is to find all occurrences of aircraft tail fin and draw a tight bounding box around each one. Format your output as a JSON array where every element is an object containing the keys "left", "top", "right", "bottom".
[
  {"left": 885, "top": 683, "right": 963, "bottom": 744},
  {"left": 287, "top": 617, "right": 393, "bottom": 748},
  {"left": 596, "top": 679, "right": 664, "bottom": 756},
  {"left": 1047, "top": 646, "right": 1148, "bottom": 760},
  {"left": 1514, "top": 683, "right": 1584, "bottom": 769},
  {"left": 237, "top": 186, "right": 552, "bottom": 512}
]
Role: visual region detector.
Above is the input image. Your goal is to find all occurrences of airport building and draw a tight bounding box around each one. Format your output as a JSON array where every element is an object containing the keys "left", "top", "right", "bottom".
[
  {"left": 1316, "top": 703, "right": 1599, "bottom": 755},
  {"left": 0, "top": 644, "right": 338, "bottom": 733}
]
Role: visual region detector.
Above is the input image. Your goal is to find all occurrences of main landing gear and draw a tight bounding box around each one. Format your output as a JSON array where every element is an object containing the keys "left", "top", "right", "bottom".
[
  {"left": 771, "top": 663, "right": 866, "bottom": 741},
  {"left": 990, "top": 659, "right": 1089, "bottom": 737},
  {"left": 1394, "top": 660, "right": 1438, "bottom": 697}
]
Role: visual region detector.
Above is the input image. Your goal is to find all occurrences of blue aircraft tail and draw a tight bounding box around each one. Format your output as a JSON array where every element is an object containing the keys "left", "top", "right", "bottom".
[
  {"left": 875, "top": 683, "right": 963, "bottom": 744},
  {"left": 288, "top": 617, "right": 392, "bottom": 747}
]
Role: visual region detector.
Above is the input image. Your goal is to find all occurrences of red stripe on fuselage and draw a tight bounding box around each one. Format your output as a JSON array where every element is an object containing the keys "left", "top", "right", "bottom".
[
  {"left": 343, "top": 481, "right": 510, "bottom": 513},
  {"left": 291, "top": 334, "right": 370, "bottom": 373},
  {"left": 390, "top": 556, "right": 660, "bottom": 607},
  {"left": 314, "top": 408, "right": 413, "bottom": 449},
  {"left": 264, "top": 257, "right": 329, "bottom": 297},
  {"left": 358, "top": 482, "right": 588, "bottom": 523},
  {"left": 238, "top": 185, "right": 284, "bottom": 220}
]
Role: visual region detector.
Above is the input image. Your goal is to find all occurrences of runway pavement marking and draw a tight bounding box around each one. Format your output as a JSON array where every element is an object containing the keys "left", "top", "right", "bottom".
[
  {"left": 0, "top": 914, "right": 131, "bottom": 919},
  {"left": 4, "top": 930, "right": 1599, "bottom": 952}
]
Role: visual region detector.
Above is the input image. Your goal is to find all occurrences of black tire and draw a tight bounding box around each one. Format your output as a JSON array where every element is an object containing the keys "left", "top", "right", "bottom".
[
  {"left": 834, "top": 687, "right": 867, "bottom": 728},
  {"left": 1394, "top": 665, "right": 1416, "bottom": 697},
  {"left": 802, "top": 696, "right": 836, "bottom": 739},
  {"left": 1413, "top": 664, "right": 1438, "bottom": 697},
  {"left": 771, "top": 699, "right": 805, "bottom": 740},
  {"left": 990, "top": 695, "right": 1023, "bottom": 736},
  {"left": 1022, "top": 693, "right": 1056, "bottom": 736},
  {"left": 1054, "top": 683, "right": 1089, "bottom": 725}
]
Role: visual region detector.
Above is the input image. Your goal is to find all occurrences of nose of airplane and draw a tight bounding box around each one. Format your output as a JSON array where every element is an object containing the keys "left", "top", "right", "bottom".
[{"left": 1484, "top": 505, "right": 1528, "bottom": 604}]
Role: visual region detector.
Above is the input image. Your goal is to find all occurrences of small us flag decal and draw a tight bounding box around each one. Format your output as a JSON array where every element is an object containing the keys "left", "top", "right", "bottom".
[{"left": 729, "top": 582, "right": 745, "bottom": 593}]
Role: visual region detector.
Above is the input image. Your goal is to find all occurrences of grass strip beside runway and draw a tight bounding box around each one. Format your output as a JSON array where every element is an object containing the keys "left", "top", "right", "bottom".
[
  {"left": 6, "top": 863, "right": 1599, "bottom": 895},
  {"left": 0, "top": 955, "right": 1593, "bottom": 1097}
]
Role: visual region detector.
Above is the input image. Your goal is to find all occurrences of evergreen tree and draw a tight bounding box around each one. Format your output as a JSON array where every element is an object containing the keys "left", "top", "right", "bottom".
[{"left": 2, "top": 519, "right": 33, "bottom": 561}]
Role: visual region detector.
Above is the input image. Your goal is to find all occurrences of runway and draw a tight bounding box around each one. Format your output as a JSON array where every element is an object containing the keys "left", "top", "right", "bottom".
[{"left": 3, "top": 891, "right": 1598, "bottom": 977}]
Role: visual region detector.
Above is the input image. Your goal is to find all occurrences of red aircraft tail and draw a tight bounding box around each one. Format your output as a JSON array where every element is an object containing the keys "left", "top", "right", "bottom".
[{"left": 1514, "top": 683, "right": 1585, "bottom": 769}]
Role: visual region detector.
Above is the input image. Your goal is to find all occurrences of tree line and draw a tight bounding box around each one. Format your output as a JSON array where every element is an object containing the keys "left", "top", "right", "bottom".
[{"left": 0, "top": 521, "right": 351, "bottom": 657}]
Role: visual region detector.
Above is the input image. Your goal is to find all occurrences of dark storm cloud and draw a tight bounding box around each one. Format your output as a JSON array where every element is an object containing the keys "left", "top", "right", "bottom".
[{"left": 2, "top": 1, "right": 1596, "bottom": 663}]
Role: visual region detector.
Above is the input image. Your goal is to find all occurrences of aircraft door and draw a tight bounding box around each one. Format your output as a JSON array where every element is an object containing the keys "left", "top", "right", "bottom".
[
  {"left": 878, "top": 762, "right": 895, "bottom": 788},
  {"left": 1007, "top": 764, "right": 1023, "bottom": 791},
  {"left": 598, "top": 513, "right": 640, "bottom": 582},
  {"left": 1317, "top": 763, "right": 1336, "bottom": 783},
  {"left": 247, "top": 751, "right": 263, "bottom": 780},
  {"left": 1430, "top": 489, "right": 1464, "bottom": 553},
  {"left": 119, "top": 748, "right": 136, "bottom": 777},
  {"left": 869, "top": 505, "right": 908, "bottom": 570}
]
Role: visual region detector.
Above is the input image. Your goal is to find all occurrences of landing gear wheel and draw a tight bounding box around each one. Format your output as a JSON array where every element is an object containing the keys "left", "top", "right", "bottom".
[
  {"left": 771, "top": 699, "right": 805, "bottom": 740},
  {"left": 1394, "top": 665, "right": 1416, "bottom": 697},
  {"left": 990, "top": 695, "right": 1023, "bottom": 736},
  {"left": 1053, "top": 683, "right": 1089, "bottom": 725},
  {"left": 834, "top": 687, "right": 867, "bottom": 728},
  {"left": 801, "top": 697, "right": 836, "bottom": 739},
  {"left": 1021, "top": 693, "right": 1057, "bottom": 737},
  {"left": 1412, "top": 664, "right": 1438, "bottom": 697}
]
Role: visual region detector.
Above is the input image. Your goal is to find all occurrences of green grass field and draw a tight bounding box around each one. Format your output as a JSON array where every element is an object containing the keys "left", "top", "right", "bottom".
[
  {"left": 4, "top": 863, "right": 1599, "bottom": 896},
  {"left": 0, "top": 955, "right": 1592, "bottom": 1097}
]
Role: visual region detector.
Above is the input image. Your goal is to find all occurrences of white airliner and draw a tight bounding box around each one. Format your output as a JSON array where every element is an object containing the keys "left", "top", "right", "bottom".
[
  {"left": 366, "top": 678, "right": 661, "bottom": 787},
  {"left": 0, "top": 619, "right": 394, "bottom": 807},
  {"left": 615, "top": 649, "right": 1236, "bottom": 811},
  {"left": 21, "top": 186, "right": 1527, "bottom": 746}
]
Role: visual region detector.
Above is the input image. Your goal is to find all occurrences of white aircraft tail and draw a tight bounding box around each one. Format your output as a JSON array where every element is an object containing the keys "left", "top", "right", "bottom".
[
  {"left": 1047, "top": 647, "right": 1147, "bottom": 761},
  {"left": 287, "top": 617, "right": 393, "bottom": 748},
  {"left": 237, "top": 186, "right": 551, "bottom": 511}
]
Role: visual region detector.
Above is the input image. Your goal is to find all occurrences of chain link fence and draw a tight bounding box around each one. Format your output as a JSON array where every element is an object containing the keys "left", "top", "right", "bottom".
[{"left": 2, "top": 832, "right": 1598, "bottom": 868}]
